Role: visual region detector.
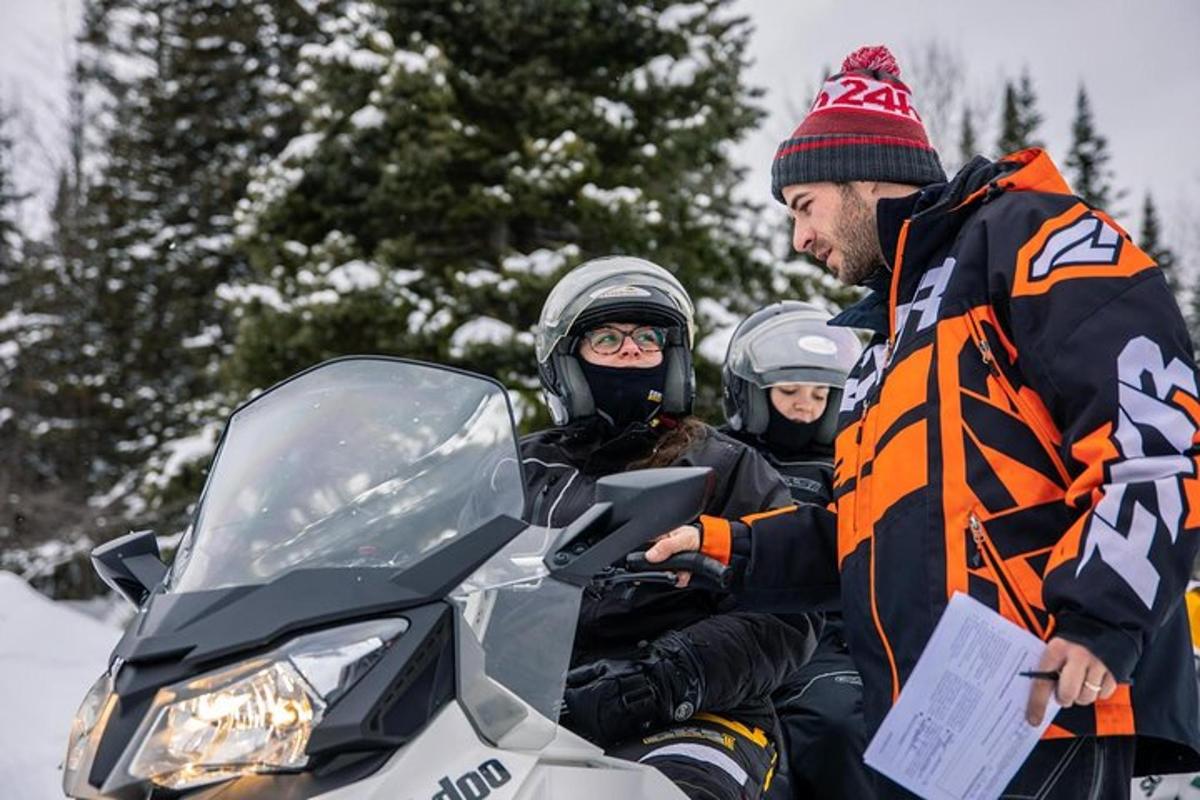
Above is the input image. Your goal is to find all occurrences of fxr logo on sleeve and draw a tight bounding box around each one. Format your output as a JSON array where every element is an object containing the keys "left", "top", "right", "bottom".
[
  {"left": 1078, "top": 336, "right": 1199, "bottom": 609},
  {"left": 1013, "top": 205, "right": 1155, "bottom": 297}
]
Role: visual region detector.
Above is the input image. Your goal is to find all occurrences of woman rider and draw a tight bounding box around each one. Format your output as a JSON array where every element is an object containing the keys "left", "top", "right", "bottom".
[
  {"left": 720, "top": 301, "right": 871, "bottom": 799},
  {"left": 523, "top": 256, "right": 815, "bottom": 800}
]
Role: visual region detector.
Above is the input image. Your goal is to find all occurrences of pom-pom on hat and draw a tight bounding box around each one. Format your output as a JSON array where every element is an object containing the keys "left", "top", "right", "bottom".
[{"left": 770, "top": 45, "right": 947, "bottom": 202}]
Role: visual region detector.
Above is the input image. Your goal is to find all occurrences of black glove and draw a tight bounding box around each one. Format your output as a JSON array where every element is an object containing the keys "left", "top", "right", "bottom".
[{"left": 562, "top": 631, "right": 705, "bottom": 746}]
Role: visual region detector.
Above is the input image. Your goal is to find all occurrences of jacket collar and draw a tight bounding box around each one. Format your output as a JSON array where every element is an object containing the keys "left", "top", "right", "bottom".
[
  {"left": 829, "top": 149, "right": 1070, "bottom": 338},
  {"left": 830, "top": 272, "right": 890, "bottom": 335}
]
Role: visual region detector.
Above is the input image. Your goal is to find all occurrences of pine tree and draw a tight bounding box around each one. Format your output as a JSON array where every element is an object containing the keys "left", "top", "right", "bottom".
[
  {"left": 35, "top": 0, "right": 321, "bottom": 541},
  {"left": 1190, "top": 277, "right": 1200, "bottom": 354},
  {"left": 1065, "top": 84, "right": 1120, "bottom": 210},
  {"left": 995, "top": 69, "right": 1042, "bottom": 155},
  {"left": 957, "top": 106, "right": 977, "bottom": 169},
  {"left": 224, "top": 0, "right": 775, "bottom": 425},
  {"left": 1139, "top": 192, "right": 1179, "bottom": 296},
  {"left": 0, "top": 100, "right": 92, "bottom": 579},
  {"left": 0, "top": 102, "right": 23, "bottom": 273}
]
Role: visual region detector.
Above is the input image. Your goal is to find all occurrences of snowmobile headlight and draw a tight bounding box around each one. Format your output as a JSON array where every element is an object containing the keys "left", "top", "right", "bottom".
[
  {"left": 128, "top": 658, "right": 323, "bottom": 790},
  {"left": 62, "top": 672, "right": 117, "bottom": 791},
  {"left": 124, "top": 618, "right": 407, "bottom": 791}
]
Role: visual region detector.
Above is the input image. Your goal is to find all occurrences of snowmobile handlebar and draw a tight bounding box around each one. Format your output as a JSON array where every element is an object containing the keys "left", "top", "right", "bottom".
[{"left": 623, "top": 551, "right": 733, "bottom": 591}]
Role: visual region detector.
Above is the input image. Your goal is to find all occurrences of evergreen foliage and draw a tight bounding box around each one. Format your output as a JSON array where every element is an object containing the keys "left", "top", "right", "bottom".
[
  {"left": 957, "top": 106, "right": 977, "bottom": 169},
  {"left": 0, "top": 101, "right": 95, "bottom": 580},
  {"left": 0, "top": 0, "right": 319, "bottom": 568},
  {"left": 995, "top": 69, "right": 1042, "bottom": 156},
  {"left": 1065, "top": 84, "right": 1120, "bottom": 210},
  {"left": 222, "top": 0, "right": 800, "bottom": 425},
  {"left": 1138, "top": 192, "right": 1178, "bottom": 296}
]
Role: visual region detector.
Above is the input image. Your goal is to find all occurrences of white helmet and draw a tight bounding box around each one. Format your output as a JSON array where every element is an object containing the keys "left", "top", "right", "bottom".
[{"left": 722, "top": 301, "right": 862, "bottom": 444}]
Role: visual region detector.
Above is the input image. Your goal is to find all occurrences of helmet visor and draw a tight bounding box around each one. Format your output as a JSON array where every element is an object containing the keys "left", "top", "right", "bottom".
[
  {"left": 727, "top": 314, "right": 862, "bottom": 389},
  {"left": 535, "top": 258, "right": 694, "bottom": 363}
]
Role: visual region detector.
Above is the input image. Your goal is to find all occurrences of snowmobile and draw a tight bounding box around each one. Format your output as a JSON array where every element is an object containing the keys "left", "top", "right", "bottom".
[{"left": 62, "top": 356, "right": 731, "bottom": 799}]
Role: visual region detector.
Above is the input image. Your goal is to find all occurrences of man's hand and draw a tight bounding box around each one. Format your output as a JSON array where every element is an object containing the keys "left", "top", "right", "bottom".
[
  {"left": 644, "top": 525, "right": 700, "bottom": 587},
  {"left": 1026, "top": 637, "right": 1117, "bottom": 726}
]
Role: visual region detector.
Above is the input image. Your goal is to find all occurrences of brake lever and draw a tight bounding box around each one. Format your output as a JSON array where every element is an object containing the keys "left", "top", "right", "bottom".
[
  {"left": 624, "top": 551, "right": 733, "bottom": 591},
  {"left": 591, "top": 569, "right": 681, "bottom": 588}
]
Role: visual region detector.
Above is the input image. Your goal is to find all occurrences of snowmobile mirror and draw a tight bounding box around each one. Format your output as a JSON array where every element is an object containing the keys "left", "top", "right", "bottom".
[
  {"left": 546, "top": 466, "right": 714, "bottom": 586},
  {"left": 92, "top": 530, "right": 168, "bottom": 607}
]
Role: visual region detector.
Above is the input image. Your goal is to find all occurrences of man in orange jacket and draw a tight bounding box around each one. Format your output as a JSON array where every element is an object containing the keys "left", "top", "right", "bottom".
[{"left": 649, "top": 45, "right": 1200, "bottom": 797}]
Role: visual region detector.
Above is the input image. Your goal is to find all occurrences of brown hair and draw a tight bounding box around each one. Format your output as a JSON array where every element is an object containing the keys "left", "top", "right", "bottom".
[{"left": 628, "top": 416, "right": 710, "bottom": 470}]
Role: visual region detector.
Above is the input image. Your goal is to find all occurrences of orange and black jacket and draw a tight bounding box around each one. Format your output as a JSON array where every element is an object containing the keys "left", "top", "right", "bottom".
[{"left": 701, "top": 149, "right": 1200, "bottom": 773}]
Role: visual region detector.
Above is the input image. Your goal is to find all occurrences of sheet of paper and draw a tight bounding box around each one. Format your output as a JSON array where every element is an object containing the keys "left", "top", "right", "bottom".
[{"left": 863, "top": 592, "right": 1061, "bottom": 800}]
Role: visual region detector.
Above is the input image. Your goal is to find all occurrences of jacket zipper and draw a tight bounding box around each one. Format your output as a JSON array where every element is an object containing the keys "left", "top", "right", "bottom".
[
  {"left": 853, "top": 387, "right": 902, "bottom": 703},
  {"left": 965, "top": 310, "right": 1071, "bottom": 486},
  {"left": 968, "top": 511, "right": 1046, "bottom": 638}
]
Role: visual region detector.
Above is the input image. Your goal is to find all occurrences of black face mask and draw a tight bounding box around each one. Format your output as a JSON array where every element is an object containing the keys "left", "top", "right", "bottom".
[
  {"left": 578, "top": 359, "right": 667, "bottom": 431},
  {"left": 763, "top": 400, "right": 823, "bottom": 458}
]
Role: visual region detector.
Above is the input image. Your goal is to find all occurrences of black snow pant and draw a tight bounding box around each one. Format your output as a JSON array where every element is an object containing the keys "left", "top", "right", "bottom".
[
  {"left": 609, "top": 711, "right": 779, "bottom": 800},
  {"left": 766, "top": 618, "right": 874, "bottom": 799}
]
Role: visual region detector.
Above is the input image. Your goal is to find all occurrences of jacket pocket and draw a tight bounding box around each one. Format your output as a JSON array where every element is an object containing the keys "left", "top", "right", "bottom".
[
  {"left": 963, "top": 309, "right": 1071, "bottom": 487},
  {"left": 967, "top": 510, "right": 1047, "bottom": 639}
]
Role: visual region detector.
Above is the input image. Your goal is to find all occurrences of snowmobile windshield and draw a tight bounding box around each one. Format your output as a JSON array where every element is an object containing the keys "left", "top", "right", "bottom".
[
  {"left": 169, "top": 358, "right": 524, "bottom": 593},
  {"left": 727, "top": 314, "right": 862, "bottom": 389}
]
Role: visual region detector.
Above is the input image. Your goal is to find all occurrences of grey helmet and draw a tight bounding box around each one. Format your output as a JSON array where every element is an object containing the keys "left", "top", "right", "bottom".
[
  {"left": 535, "top": 256, "right": 695, "bottom": 425},
  {"left": 721, "top": 301, "right": 862, "bottom": 445}
]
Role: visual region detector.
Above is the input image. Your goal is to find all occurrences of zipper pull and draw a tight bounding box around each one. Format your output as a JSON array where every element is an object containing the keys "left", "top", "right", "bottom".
[
  {"left": 968, "top": 512, "right": 984, "bottom": 568},
  {"left": 976, "top": 336, "right": 995, "bottom": 369},
  {"left": 968, "top": 512, "right": 983, "bottom": 542}
]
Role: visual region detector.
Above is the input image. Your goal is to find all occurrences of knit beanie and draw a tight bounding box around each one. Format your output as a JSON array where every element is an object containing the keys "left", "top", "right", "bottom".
[{"left": 771, "top": 45, "right": 947, "bottom": 202}]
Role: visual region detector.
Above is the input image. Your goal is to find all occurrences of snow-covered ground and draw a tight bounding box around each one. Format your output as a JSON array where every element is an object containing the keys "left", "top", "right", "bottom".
[{"left": 0, "top": 573, "right": 118, "bottom": 799}]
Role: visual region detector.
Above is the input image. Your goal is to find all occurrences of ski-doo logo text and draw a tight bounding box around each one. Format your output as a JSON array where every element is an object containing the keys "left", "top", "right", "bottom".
[
  {"left": 1078, "top": 336, "right": 1199, "bottom": 608},
  {"left": 432, "top": 758, "right": 512, "bottom": 799}
]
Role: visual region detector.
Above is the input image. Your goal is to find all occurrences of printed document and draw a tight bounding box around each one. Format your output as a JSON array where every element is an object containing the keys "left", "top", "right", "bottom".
[{"left": 863, "top": 592, "right": 1060, "bottom": 800}]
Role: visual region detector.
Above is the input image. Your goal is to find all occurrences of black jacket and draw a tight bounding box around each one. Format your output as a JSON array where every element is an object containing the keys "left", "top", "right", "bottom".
[
  {"left": 721, "top": 427, "right": 835, "bottom": 508},
  {"left": 520, "top": 416, "right": 808, "bottom": 715}
]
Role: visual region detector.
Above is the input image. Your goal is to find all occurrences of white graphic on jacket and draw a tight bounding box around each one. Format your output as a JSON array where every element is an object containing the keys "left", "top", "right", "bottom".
[{"left": 1079, "top": 336, "right": 1199, "bottom": 608}]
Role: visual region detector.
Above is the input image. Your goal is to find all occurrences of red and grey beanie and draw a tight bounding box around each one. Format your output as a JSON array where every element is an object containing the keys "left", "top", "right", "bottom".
[{"left": 770, "top": 45, "right": 946, "bottom": 202}]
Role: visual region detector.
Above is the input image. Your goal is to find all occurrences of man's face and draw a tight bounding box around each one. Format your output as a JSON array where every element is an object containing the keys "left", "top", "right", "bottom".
[{"left": 782, "top": 181, "right": 885, "bottom": 286}]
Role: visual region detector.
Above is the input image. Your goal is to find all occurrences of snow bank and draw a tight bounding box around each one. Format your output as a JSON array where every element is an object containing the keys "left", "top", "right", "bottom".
[{"left": 0, "top": 573, "right": 118, "bottom": 799}]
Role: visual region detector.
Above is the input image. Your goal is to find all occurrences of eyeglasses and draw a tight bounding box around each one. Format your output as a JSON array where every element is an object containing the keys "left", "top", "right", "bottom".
[{"left": 581, "top": 325, "right": 668, "bottom": 355}]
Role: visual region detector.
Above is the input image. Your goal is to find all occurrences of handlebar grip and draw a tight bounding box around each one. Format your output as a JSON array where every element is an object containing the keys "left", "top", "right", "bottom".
[{"left": 625, "top": 552, "right": 733, "bottom": 591}]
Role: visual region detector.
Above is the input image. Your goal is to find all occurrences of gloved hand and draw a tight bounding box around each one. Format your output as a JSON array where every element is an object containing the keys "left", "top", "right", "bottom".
[{"left": 562, "top": 631, "right": 705, "bottom": 746}]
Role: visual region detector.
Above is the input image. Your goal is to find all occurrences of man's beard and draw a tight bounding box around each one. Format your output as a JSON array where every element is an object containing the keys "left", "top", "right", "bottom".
[{"left": 833, "top": 184, "right": 886, "bottom": 286}]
